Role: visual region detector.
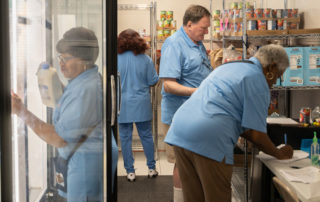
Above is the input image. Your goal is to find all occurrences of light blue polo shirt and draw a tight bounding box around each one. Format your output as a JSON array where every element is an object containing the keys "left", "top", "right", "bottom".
[
  {"left": 53, "top": 66, "right": 104, "bottom": 200},
  {"left": 159, "top": 26, "right": 212, "bottom": 125},
  {"left": 53, "top": 66, "right": 103, "bottom": 159},
  {"left": 165, "top": 57, "right": 270, "bottom": 164},
  {"left": 118, "top": 51, "right": 159, "bottom": 123}
]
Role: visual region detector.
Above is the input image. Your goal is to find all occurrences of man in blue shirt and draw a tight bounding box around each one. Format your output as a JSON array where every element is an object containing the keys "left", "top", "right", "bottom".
[
  {"left": 159, "top": 5, "right": 212, "bottom": 201},
  {"left": 165, "top": 44, "right": 294, "bottom": 202}
]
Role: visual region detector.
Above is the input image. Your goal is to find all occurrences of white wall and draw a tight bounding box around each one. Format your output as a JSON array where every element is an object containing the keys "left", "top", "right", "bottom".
[{"left": 118, "top": 0, "right": 320, "bottom": 34}]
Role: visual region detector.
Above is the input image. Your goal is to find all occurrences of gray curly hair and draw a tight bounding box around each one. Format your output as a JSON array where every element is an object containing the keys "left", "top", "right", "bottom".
[{"left": 254, "top": 44, "right": 289, "bottom": 73}]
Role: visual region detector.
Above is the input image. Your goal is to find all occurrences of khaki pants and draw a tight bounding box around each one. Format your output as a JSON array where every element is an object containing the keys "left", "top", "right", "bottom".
[
  {"left": 174, "top": 146, "right": 233, "bottom": 202},
  {"left": 162, "top": 123, "right": 176, "bottom": 163}
]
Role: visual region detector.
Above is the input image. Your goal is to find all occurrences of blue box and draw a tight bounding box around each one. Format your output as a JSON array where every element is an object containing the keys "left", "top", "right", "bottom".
[
  {"left": 300, "top": 138, "right": 320, "bottom": 158},
  {"left": 303, "top": 47, "right": 320, "bottom": 86},
  {"left": 283, "top": 47, "right": 304, "bottom": 86}
]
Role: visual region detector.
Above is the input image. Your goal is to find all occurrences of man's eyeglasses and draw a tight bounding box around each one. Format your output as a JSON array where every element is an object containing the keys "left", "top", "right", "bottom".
[{"left": 57, "top": 54, "right": 76, "bottom": 64}]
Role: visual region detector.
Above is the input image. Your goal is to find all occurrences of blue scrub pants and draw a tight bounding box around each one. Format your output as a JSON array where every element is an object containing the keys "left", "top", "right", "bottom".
[
  {"left": 67, "top": 151, "right": 103, "bottom": 202},
  {"left": 64, "top": 136, "right": 118, "bottom": 202},
  {"left": 111, "top": 134, "right": 118, "bottom": 189},
  {"left": 119, "top": 120, "right": 156, "bottom": 173}
]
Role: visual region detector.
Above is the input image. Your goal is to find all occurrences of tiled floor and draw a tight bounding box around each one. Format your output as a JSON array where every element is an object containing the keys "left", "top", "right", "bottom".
[
  {"left": 117, "top": 151, "right": 174, "bottom": 176},
  {"left": 117, "top": 151, "right": 241, "bottom": 202}
]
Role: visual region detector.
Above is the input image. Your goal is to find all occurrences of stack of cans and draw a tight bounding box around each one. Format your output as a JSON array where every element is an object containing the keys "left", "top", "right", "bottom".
[{"left": 157, "top": 11, "right": 177, "bottom": 39}]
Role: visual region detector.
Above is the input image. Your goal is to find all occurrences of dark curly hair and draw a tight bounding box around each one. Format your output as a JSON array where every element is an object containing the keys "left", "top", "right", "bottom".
[{"left": 117, "top": 29, "right": 147, "bottom": 55}]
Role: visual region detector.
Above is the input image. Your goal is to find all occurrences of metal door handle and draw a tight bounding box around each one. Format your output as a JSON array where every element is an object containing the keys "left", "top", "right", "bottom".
[
  {"left": 117, "top": 72, "right": 121, "bottom": 116},
  {"left": 110, "top": 75, "right": 116, "bottom": 126}
]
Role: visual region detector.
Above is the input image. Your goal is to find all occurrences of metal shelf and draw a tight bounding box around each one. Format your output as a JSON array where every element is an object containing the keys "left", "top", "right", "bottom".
[
  {"left": 213, "top": 32, "right": 320, "bottom": 43},
  {"left": 118, "top": 4, "right": 152, "bottom": 11},
  {"left": 271, "top": 85, "right": 320, "bottom": 90}
]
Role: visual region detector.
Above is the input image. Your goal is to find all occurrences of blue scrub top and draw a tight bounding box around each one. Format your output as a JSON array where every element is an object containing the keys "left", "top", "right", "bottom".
[
  {"left": 159, "top": 26, "right": 212, "bottom": 125},
  {"left": 165, "top": 57, "right": 270, "bottom": 164},
  {"left": 53, "top": 66, "right": 103, "bottom": 159},
  {"left": 118, "top": 51, "right": 159, "bottom": 123}
]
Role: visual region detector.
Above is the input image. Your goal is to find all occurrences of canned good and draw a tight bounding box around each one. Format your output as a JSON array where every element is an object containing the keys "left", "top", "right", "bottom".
[
  {"left": 213, "top": 20, "right": 220, "bottom": 27},
  {"left": 166, "top": 11, "right": 173, "bottom": 21},
  {"left": 163, "top": 30, "right": 170, "bottom": 38},
  {"left": 277, "top": 19, "right": 284, "bottom": 30},
  {"left": 220, "top": 19, "right": 224, "bottom": 31},
  {"left": 246, "top": 2, "right": 252, "bottom": 9},
  {"left": 229, "top": 9, "right": 234, "bottom": 19},
  {"left": 222, "top": 9, "right": 229, "bottom": 18},
  {"left": 271, "top": 9, "right": 277, "bottom": 18},
  {"left": 213, "top": 10, "right": 220, "bottom": 19},
  {"left": 300, "top": 107, "right": 311, "bottom": 124},
  {"left": 292, "top": 9, "right": 299, "bottom": 17},
  {"left": 267, "top": 20, "right": 277, "bottom": 30},
  {"left": 254, "top": 8, "right": 263, "bottom": 18},
  {"left": 238, "top": 2, "right": 243, "bottom": 9},
  {"left": 157, "top": 30, "right": 164, "bottom": 37},
  {"left": 234, "top": 9, "right": 243, "bottom": 18},
  {"left": 171, "top": 20, "right": 176, "bottom": 28},
  {"left": 160, "top": 11, "right": 166, "bottom": 21},
  {"left": 246, "top": 8, "right": 254, "bottom": 19},
  {"left": 264, "top": 8, "right": 272, "bottom": 18},
  {"left": 234, "top": 22, "right": 242, "bottom": 32},
  {"left": 158, "top": 20, "right": 164, "bottom": 28},
  {"left": 163, "top": 20, "right": 171, "bottom": 28},
  {"left": 283, "top": 9, "right": 292, "bottom": 18},
  {"left": 247, "top": 20, "right": 257, "bottom": 30},
  {"left": 258, "top": 20, "right": 267, "bottom": 30},
  {"left": 283, "top": 20, "right": 288, "bottom": 30},
  {"left": 230, "top": 2, "right": 238, "bottom": 9},
  {"left": 276, "top": 9, "right": 283, "bottom": 18}
]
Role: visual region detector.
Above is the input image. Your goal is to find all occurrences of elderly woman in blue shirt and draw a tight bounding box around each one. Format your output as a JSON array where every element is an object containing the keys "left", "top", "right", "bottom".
[
  {"left": 117, "top": 29, "right": 159, "bottom": 182},
  {"left": 11, "top": 27, "right": 118, "bottom": 202},
  {"left": 164, "top": 44, "right": 294, "bottom": 202}
]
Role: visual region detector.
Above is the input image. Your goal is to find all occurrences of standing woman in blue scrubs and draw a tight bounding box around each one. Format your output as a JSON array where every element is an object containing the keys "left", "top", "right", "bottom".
[
  {"left": 11, "top": 27, "right": 118, "bottom": 202},
  {"left": 117, "top": 29, "right": 159, "bottom": 181}
]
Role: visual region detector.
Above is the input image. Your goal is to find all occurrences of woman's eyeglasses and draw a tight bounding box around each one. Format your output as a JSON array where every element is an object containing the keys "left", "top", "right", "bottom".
[{"left": 57, "top": 54, "right": 76, "bottom": 64}]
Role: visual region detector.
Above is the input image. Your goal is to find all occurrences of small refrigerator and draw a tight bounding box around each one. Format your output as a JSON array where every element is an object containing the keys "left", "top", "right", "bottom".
[{"left": 0, "top": 0, "right": 118, "bottom": 201}]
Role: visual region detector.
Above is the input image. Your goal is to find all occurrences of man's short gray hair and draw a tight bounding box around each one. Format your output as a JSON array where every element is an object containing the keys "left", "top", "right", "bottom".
[
  {"left": 183, "top": 5, "right": 211, "bottom": 26},
  {"left": 254, "top": 44, "right": 289, "bottom": 73}
]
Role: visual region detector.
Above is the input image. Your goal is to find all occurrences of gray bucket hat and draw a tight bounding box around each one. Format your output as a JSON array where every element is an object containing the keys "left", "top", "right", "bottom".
[{"left": 56, "top": 27, "right": 99, "bottom": 63}]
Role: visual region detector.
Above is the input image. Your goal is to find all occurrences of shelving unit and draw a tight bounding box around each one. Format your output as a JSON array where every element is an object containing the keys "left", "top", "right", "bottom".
[{"left": 209, "top": 1, "right": 320, "bottom": 202}]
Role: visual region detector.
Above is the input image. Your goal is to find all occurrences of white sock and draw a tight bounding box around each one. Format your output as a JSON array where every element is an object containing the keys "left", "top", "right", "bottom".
[{"left": 173, "top": 187, "right": 184, "bottom": 202}]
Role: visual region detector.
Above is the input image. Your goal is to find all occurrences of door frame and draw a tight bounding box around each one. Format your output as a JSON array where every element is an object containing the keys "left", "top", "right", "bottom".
[
  {"left": 0, "top": 0, "right": 13, "bottom": 201},
  {"left": 106, "top": 0, "right": 118, "bottom": 201}
]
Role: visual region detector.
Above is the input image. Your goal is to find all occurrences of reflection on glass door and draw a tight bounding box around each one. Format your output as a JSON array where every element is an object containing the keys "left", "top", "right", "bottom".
[{"left": 8, "top": 0, "right": 111, "bottom": 201}]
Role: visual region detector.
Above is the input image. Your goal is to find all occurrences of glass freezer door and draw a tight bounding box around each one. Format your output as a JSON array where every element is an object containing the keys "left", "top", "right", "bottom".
[{"left": 5, "top": 0, "right": 117, "bottom": 201}]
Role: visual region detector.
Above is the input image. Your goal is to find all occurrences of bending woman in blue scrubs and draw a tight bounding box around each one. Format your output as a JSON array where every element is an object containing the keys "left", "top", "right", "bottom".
[
  {"left": 11, "top": 27, "right": 118, "bottom": 202},
  {"left": 117, "top": 29, "right": 159, "bottom": 181}
]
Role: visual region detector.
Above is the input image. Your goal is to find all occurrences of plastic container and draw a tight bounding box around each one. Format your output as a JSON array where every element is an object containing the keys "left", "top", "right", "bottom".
[
  {"left": 312, "top": 106, "right": 320, "bottom": 123},
  {"left": 37, "top": 62, "right": 63, "bottom": 108},
  {"left": 310, "top": 132, "right": 319, "bottom": 166}
]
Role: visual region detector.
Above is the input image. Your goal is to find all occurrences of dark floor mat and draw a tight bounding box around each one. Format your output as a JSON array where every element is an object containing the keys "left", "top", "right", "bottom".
[{"left": 117, "top": 175, "right": 173, "bottom": 202}]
